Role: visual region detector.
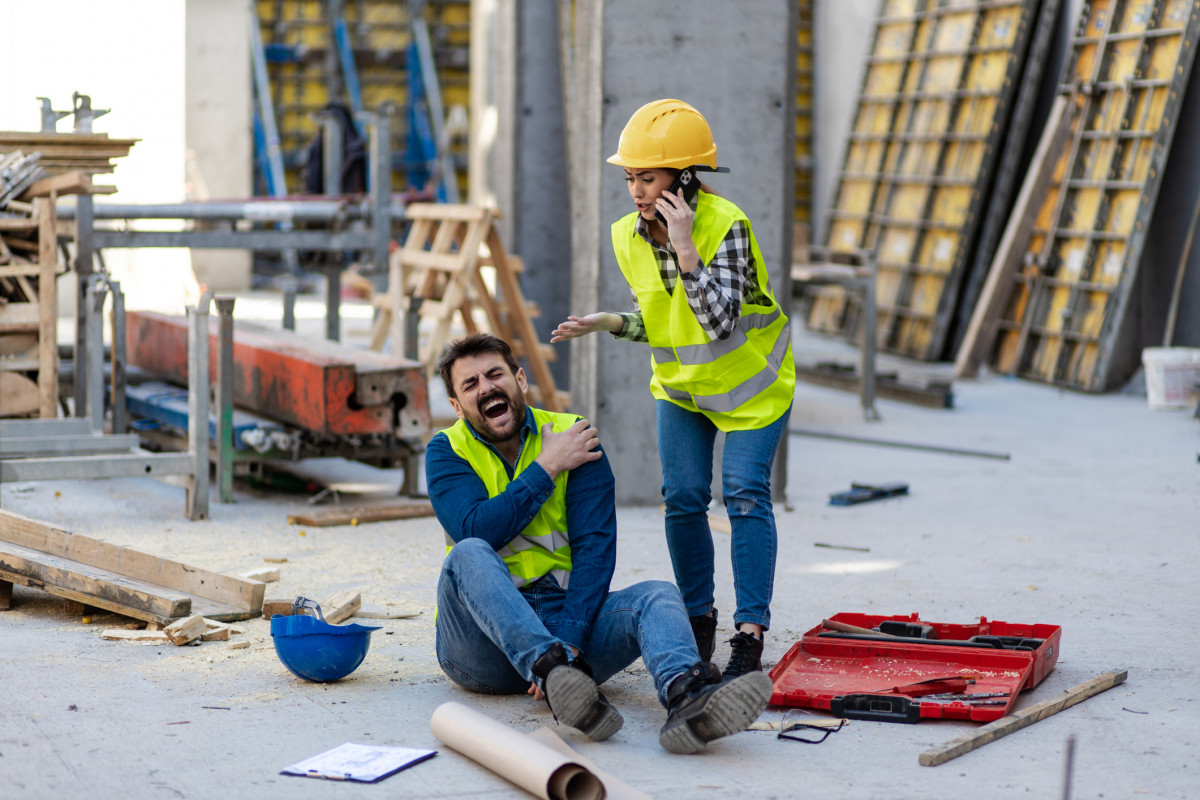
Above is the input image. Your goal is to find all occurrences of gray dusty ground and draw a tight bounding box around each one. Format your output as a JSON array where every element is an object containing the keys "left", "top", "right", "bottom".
[{"left": 2, "top": 314, "right": 1197, "bottom": 799}]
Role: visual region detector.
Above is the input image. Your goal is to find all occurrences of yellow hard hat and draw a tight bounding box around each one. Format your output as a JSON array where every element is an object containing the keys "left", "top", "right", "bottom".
[{"left": 607, "top": 99, "right": 718, "bottom": 170}]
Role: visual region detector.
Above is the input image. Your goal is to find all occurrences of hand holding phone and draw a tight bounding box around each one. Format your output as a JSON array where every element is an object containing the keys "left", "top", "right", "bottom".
[{"left": 655, "top": 166, "right": 700, "bottom": 225}]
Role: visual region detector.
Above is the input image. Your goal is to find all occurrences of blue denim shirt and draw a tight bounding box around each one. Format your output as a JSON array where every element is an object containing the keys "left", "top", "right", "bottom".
[{"left": 425, "top": 407, "right": 617, "bottom": 652}]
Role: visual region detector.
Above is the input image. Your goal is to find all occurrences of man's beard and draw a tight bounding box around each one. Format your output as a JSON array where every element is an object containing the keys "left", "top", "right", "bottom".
[{"left": 467, "top": 387, "right": 526, "bottom": 444}]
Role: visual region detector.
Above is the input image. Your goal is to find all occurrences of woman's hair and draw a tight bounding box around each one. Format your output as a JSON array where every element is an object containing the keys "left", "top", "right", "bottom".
[{"left": 436, "top": 333, "right": 521, "bottom": 398}]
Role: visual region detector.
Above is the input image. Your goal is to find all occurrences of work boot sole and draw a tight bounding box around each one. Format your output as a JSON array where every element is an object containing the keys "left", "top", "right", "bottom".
[
  {"left": 659, "top": 671, "right": 772, "bottom": 755},
  {"left": 544, "top": 666, "right": 623, "bottom": 741}
]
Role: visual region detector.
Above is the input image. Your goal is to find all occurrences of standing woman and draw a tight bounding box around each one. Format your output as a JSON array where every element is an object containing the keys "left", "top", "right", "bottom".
[{"left": 551, "top": 99, "right": 795, "bottom": 679}]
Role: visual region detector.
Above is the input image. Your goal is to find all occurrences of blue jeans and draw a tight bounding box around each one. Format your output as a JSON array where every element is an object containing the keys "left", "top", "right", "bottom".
[
  {"left": 435, "top": 538, "right": 699, "bottom": 708},
  {"left": 656, "top": 399, "right": 791, "bottom": 631}
]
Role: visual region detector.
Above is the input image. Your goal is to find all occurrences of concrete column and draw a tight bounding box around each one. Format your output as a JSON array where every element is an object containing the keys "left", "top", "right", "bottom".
[
  {"left": 568, "top": 0, "right": 795, "bottom": 504},
  {"left": 185, "top": 0, "right": 253, "bottom": 291}
]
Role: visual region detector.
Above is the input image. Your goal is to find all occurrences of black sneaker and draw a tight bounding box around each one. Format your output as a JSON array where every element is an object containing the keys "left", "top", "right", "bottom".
[
  {"left": 722, "top": 630, "right": 764, "bottom": 680},
  {"left": 689, "top": 608, "right": 718, "bottom": 663},
  {"left": 532, "top": 643, "right": 623, "bottom": 741},
  {"left": 658, "top": 662, "right": 772, "bottom": 754}
]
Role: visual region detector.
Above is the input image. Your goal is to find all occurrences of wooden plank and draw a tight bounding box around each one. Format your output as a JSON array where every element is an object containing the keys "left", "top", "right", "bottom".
[
  {"left": 286, "top": 500, "right": 436, "bottom": 527},
  {"left": 321, "top": 590, "right": 361, "bottom": 624},
  {"left": 0, "top": 543, "right": 192, "bottom": 620},
  {"left": 101, "top": 629, "right": 170, "bottom": 642},
  {"left": 0, "top": 578, "right": 12, "bottom": 609},
  {"left": 404, "top": 202, "right": 492, "bottom": 222},
  {"left": 919, "top": 669, "right": 1128, "bottom": 767},
  {"left": 240, "top": 567, "right": 280, "bottom": 583},
  {"left": 0, "top": 509, "right": 264, "bottom": 612},
  {"left": 20, "top": 170, "right": 94, "bottom": 199},
  {"left": 36, "top": 197, "right": 57, "bottom": 418}
]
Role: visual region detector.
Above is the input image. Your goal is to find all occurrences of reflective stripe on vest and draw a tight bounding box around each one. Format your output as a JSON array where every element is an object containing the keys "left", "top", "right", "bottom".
[
  {"left": 612, "top": 191, "right": 795, "bottom": 431},
  {"left": 441, "top": 409, "right": 577, "bottom": 589}
]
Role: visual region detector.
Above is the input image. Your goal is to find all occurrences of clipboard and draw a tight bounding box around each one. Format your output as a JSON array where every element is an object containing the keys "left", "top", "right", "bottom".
[{"left": 281, "top": 741, "right": 437, "bottom": 783}]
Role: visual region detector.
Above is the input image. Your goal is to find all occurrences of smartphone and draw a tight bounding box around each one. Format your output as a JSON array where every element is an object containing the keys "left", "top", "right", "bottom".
[{"left": 655, "top": 166, "right": 700, "bottom": 224}]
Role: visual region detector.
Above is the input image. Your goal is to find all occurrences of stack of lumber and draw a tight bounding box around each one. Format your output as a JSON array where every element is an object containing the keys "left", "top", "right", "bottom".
[
  {"left": 1, "top": 151, "right": 119, "bottom": 417},
  {"left": 0, "top": 131, "right": 138, "bottom": 176},
  {"left": 0, "top": 151, "right": 47, "bottom": 208}
]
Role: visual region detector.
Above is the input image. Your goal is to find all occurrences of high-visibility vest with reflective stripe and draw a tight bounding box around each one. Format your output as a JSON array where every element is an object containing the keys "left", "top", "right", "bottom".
[
  {"left": 441, "top": 408, "right": 576, "bottom": 589},
  {"left": 612, "top": 191, "right": 795, "bottom": 432}
]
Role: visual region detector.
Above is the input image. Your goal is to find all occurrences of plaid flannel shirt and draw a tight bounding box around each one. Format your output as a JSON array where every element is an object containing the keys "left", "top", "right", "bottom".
[{"left": 614, "top": 199, "right": 771, "bottom": 343}]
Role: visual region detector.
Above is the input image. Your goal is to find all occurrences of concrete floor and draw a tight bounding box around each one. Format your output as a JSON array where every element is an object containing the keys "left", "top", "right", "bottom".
[{"left": 2, "top": 301, "right": 1197, "bottom": 799}]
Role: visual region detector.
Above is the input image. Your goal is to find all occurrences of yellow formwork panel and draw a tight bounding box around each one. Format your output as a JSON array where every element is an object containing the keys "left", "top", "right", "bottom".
[
  {"left": 988, "top": 0, "right": 1200, "bottom": 391},
  {"left": 811, "top": 0, "right": 1039, "bottom": 359}
]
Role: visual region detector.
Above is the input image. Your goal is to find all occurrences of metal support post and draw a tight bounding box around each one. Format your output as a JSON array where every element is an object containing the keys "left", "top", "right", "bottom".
[
  {"left": 186, "top": 298, "right": 212, "bottom": 520},
  {"left": 110, "top": 280, "right": 127, "bottom": 435},
  {"left": 859, "top": 255, "right": 879, "bottom": 422},
  {"left": 85, "top": 276, "right": 107, "bottom": 433},
  {"left": 215, "top": 296, "right": 237, "bottom": 503},
  {"left": 73, "top": 193, "right": 95, "bottom": 415},
  {"left": 363, "top": 105, "right": 410, "bottom": 357}
]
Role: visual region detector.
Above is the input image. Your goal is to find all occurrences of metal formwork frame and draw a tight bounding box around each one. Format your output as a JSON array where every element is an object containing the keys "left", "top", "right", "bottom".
[
  {"left": 811, "top": 0, "right": 1045, "bottom": 361},
  {"left": 989, "top": 0, "right": 1200, "bottom": 390},
  {"left": 0, "top": 278, "right": 211, "bottom": 520}
]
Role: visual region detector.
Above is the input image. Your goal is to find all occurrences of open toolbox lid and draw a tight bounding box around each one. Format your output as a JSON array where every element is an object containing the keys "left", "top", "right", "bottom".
[{"left": 767, "top": 612, "right": 1062, "bottom": 723}]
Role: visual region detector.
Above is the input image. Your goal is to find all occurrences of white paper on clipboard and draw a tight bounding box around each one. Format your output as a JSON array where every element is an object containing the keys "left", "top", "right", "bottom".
[{"left": 280, "top": 741, "right": 437, "bottom": 783}]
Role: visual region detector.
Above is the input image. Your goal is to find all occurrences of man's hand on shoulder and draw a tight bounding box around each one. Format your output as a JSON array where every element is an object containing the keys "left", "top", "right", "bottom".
[{"left": 535, "top": 419, "right": 601, "bottom": 480}]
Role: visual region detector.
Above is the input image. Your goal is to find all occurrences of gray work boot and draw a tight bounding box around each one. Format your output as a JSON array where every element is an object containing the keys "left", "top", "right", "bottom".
[
  {"left": 658, "top": 662, "right": 772, "bottom": 754},
  {"left": 532, "top": 643, "right": 623, "bottom": 741}
]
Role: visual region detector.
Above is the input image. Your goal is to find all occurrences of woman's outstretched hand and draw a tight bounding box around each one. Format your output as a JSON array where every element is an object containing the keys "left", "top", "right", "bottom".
[{"left": 550, "top": 313, "right": 620, "bottom": 342}]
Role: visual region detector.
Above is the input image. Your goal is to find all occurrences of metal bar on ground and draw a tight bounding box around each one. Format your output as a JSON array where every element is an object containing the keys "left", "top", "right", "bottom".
[{"left": 789, "top": 427, "right": 1010, "bottom": 460}]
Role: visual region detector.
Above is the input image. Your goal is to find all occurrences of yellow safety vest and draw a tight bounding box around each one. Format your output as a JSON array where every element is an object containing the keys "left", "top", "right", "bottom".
[
  {"left": 441, "top": 408, "right": 577, "bottom": 589},
  {"left": 612, "top": 191, "right": 795, "bottom": 432}
]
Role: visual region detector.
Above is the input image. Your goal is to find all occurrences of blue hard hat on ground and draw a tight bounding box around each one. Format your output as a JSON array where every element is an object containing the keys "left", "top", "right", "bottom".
[{"left": 270, "top": 597, "right": 381, "bottom": 682}]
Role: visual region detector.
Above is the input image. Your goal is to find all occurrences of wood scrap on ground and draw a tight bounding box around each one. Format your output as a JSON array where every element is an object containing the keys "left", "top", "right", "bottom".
[
  {"left": 286, "top": 500, "right": 436, "bottom": 528},
  {"left": 101, "top": 629, "right": 169, "bottom": 642},
  {"left": 240, "top": 567, "right": 280, "bottom": 583},
  {"left": 164, "top": 615, "right": 206, "bottom": 645},
  {"left": 919, "top": 669, "right": 1129, "bottom": 767},
  {"left": 321, "top": 590, "right": 361, "bottom": 624}
]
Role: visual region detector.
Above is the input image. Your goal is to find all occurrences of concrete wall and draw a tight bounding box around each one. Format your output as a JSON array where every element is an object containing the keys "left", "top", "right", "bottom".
[
  {"left": 569, "top": 0, "right": 795, "bottom": 504},
  {"left": 185, "top": 0, "right": 253, "bottom": 291}
]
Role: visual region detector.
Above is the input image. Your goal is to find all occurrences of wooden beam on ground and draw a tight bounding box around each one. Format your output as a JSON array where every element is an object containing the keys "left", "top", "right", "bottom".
[
  {"left": 0, "top": 509, "right": 264, "bottom": 623},
  {"left": 919, "top": 669, "right": 1128, "bottom": 767},
  {"left": 0, "top": 509, "right": 264, "bottom": 615},
  {"left": 286, "top": 500, "right": 435, "bottom": 528}
]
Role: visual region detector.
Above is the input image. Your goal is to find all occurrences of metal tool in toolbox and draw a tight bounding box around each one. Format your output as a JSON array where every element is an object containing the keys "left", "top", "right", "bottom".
[{"left": 767, "top": 613, "right": 1062, "bottom": 724}]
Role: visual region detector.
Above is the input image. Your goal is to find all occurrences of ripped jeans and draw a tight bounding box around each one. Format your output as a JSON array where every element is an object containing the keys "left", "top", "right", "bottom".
[{"left": 656, "top": 399, "right": 792, "bottom": 631}]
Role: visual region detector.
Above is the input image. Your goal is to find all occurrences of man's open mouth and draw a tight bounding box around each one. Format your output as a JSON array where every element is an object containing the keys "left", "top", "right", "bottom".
[{"left": 482, "top": 395, "right": 509, "bottom": 420}]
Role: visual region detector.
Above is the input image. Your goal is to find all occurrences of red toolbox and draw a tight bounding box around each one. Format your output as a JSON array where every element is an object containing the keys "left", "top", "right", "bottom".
[{"left": 767, "top": 612, "right": 1061, "bottom": 723}]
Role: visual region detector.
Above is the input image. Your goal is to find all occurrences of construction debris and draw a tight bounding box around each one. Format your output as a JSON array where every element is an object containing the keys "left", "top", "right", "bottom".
[
  {"left": 321, "top": 590, "right": 362, "bottom": 624},
  {"left": 164, "top": 615, "right": 207, "bottom": 646},
  {"left": 240, "top": 567, "right": 281, "bottom": 583},
  {"left": 286, "top": 500, "right": 436, "bottom": 527}
]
